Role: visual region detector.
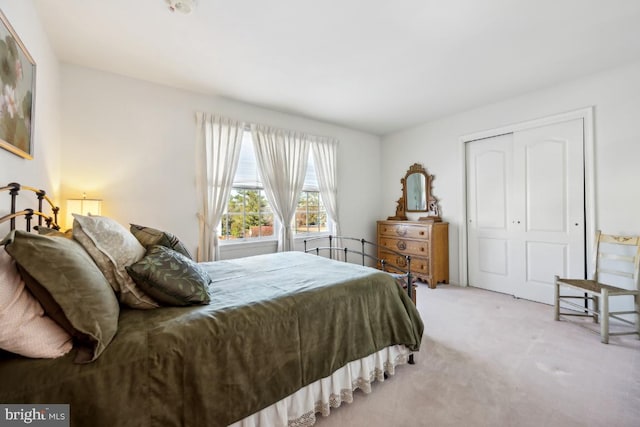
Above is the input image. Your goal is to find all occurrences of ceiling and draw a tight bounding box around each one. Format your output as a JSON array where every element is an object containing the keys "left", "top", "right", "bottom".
[{"left": 34, "top": 0, "right": 640, "bottom": 135}]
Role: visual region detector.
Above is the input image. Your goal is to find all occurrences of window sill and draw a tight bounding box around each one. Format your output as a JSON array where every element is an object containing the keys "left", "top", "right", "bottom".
[
  {"left": 218, "top": 232, "right": 332, "bottom": 248},
  {"left": 219, "top": 238, "right": 277, "bottom": 249}
]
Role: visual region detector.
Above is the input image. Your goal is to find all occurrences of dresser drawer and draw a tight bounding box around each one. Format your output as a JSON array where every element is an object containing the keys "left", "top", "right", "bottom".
[
  {"left": 379, "top": 237, "right": 429, "bottom": 257},
  {"left": 378, "top": 252, "right": 430, "bottom": 275},
  {"left": 378, "top": 223, "right": 430, "bottom": 240},
  {"left": 411, "top": 257, "right": 430, "bottom": 275}
]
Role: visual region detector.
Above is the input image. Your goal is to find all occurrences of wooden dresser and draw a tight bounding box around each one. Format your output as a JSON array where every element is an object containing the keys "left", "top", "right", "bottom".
[{"left": 377, "top": 220, "right": 449, "bottom": 288}]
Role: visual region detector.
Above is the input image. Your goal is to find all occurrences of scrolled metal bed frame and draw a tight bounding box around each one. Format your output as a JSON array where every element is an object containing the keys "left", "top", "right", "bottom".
[
  {"left": 0, "top": 182, "right": 60, "bottom": 231},
  {"left": 303, "top": 235, "right": 414, "bottom": 301}
]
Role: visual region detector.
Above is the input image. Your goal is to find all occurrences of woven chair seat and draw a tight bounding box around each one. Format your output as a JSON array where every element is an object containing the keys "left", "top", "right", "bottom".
[{"left": 556, "top": 279, "right": 637, "bottom": 295}]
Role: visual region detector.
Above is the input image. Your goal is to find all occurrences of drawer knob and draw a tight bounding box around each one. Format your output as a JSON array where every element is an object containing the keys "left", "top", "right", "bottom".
[
  {"left": 397, "top": 240, "right": 407, "bottom": 250},
  {"left": 419, "top": 231, "right": 425, "bottom": 235}
]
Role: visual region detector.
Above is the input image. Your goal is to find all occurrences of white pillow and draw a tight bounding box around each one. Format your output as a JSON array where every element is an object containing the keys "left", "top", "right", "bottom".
[
  {"left": 0, "top": 248, "right": 73, "bottom": 358},
  {"left": 72, "top": 214, "right": 159, "bottom": 309}
]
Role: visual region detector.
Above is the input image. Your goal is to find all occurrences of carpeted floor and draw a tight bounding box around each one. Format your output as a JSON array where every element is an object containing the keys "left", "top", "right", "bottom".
[{"left": 315, "top": 283, "right": 640, "bottom": 427}]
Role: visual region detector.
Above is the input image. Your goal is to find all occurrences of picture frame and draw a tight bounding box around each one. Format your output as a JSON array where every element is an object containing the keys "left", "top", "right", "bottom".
[{"left": 0, "top": 9, "right": 36, "bottom": 160}]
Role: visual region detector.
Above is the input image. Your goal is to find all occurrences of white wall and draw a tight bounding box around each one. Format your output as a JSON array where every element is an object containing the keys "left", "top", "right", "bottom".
[
  {"left": 382, "top": 60, "right": 640, "bottom": 285},
  {"left": 0, "top": 1, "right": 61, "bottom": 234},
  {"left": 60, "top": 65, "right": 383, "bottom": 258}
]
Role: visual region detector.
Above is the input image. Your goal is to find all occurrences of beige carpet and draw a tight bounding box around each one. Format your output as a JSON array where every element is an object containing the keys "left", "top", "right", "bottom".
[{"left": 315, "top": 283, "right": 640, "bottom": 427}]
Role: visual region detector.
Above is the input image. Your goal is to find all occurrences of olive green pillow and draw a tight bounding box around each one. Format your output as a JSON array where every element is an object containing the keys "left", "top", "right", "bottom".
[
  {"left": 2, "top": 230, "right": 119, "bottom": 363},
  {"left": 130, "top": 224, "right": 193, "bottom": 260},
  {"left": 126, "top": 245, "right": 211, "bottom": 306}
]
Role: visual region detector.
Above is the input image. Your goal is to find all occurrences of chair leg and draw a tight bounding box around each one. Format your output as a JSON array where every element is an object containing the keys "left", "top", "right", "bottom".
[
  {"left": 554, "top": 275, "right": 560, "bottom": 321},
  {"left": 635, "top": 293, "right": 640, "bottom": 340},
  {"left": 593, "top": 294, "right": 599, "bottom": 324},
  {"left": 601, "top": 289, "right": 609, "bottom": 344}
]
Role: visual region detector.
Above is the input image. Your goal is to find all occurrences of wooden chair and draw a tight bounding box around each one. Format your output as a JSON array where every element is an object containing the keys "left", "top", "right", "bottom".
[{"left": 554, "top": 231, "right": 640, "bottom": 344}]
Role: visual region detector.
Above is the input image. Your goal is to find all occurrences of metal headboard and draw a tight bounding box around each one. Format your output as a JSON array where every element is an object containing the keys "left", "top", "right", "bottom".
[{"left": 0, "top": 183, "right": 60, "bottom": 231}]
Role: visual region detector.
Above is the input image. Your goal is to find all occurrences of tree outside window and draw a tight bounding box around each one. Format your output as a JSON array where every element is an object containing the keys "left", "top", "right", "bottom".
[
  {"left": 220, "top": 188, "right": 273, "bottom": 239},
  {"left": 294, "top": 191, "right": 328, "bottom": 234}
]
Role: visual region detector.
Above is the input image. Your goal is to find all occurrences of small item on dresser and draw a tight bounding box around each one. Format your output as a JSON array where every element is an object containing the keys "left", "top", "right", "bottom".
[
  {"left": 418, "top": 215, "right": 442, "bottom": 223},
  {"left": 388, "top": 196, "right": 408, "bottom": 221}
]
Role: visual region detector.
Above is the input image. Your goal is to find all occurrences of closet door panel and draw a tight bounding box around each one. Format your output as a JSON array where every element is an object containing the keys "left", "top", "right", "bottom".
[
  {"left": 475, "top": 150, "right": 508, "bottom": 230},
  {"left": 525, "top": 139, "right": 567, "bottom": 233}
]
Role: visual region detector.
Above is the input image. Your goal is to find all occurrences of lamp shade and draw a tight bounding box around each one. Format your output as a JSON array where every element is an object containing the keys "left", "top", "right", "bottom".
[{"left": 65, "top": 197, "right": 102, "bottom": 229}]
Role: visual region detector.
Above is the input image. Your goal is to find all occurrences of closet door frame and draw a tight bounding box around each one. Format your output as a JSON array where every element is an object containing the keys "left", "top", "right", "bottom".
[{"left": 458, "top": 107, "right": 595, "bottom": 287}]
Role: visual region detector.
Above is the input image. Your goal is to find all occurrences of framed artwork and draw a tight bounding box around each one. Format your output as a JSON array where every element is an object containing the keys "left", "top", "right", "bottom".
[{"left": 0, "top": 10, "right": 35, "bottom": 160}]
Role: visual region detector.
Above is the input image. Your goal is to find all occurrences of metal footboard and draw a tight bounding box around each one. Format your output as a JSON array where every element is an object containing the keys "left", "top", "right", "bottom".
[{"left": 303, "top": 235, "right": 413, "bottom": 301}]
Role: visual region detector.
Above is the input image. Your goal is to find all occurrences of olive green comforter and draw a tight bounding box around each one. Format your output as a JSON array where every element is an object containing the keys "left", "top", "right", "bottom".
[{"left": 0, "top": 252, "right": 424, "bottom": 427}]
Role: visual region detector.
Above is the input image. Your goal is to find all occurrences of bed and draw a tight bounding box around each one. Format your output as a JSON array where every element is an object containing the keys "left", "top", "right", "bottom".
[{"left": 0, "top": 183, "right": 424, "bottom": 427}]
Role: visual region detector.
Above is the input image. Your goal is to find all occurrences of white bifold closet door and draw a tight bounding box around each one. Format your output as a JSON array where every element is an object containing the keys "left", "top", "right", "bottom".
[{"left": 466, "top": 119, "right": 585, "bottom": 304}]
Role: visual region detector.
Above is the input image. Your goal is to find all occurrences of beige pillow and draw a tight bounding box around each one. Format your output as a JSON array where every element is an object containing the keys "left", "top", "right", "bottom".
[
  {"left": 0, "top": 248, "right": 73, "bottom": 358},
  {"left": 72, "top": 214, "right": 159, "bottom": 309}
]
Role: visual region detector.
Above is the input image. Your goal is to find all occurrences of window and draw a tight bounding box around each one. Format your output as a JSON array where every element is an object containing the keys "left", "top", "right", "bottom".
[
  {"left": 294, "top": 156, "right": 328, "bottom": 235},
  {"left": 219, "top": 132, "right": 329, "bottom": 241}
]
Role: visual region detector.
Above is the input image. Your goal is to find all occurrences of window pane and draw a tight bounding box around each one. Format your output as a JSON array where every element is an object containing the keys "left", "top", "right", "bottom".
[
  {"left": 234, "top": 133, "right": 262, "bottom": 187},
  {"left": 293, "top": 190, "right": 328, "bottom": 235},
  {"left": 220, "top": 213, "right": 246, "bottom": 239},
  {"left": 303, "top": 152, "right": 319, "bottom": 191}
]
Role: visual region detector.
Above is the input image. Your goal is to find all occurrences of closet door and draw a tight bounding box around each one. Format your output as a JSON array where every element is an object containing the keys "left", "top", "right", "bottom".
[
  {"left": 467, "top": 119, "right": 585, "bottom": 304},
  {"left": 466, "top": 133, "right": 517, "bottom": 295},
  {"left": 511, "top": 119, "right": 585, "bottom": 303}
]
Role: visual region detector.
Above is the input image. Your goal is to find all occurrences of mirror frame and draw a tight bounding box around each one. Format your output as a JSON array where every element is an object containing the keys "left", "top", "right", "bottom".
[
  {"left": 403, "top": 165, "right": 428, "bottom": 212},
  {"left": 388, "top": 163, "right": 441, "bottom": 221},
  {"left": 403, "top": 163, "right": 433, "bottom": 213}
]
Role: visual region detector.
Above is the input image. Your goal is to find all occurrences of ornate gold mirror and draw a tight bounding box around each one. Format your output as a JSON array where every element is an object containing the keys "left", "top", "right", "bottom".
[{"left": 388, "top": 163, "right": 441, "bottom": 221}]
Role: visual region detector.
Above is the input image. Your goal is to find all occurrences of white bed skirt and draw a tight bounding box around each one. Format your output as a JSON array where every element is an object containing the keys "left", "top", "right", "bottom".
[{"left": 230, "top": 345, "right": 412, "bottom": 427}]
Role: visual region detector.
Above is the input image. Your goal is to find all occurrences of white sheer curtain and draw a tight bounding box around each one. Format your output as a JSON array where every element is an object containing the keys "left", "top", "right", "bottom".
[
  {"left": 195, "top": 113, "right": 244, "bottom": 261},
  {"left": 311, "top": 137, "right": 341, "bottom": 236},
  {"left": 252, "top": 124, "right": 309, "bottom": 252}
]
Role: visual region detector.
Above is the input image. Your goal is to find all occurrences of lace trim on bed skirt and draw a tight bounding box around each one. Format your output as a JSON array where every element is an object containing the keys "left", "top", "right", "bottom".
[
  {"left": 231, "top": 345, "right": 411, "bottom": 427},
  {"left": 305, "top": 351, "right": 410, "bottom": 425}
]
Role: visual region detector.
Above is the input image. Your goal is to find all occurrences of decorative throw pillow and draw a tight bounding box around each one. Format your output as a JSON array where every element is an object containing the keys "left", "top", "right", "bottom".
[
  {"left": 72, "top": 214, "right": 159, "bottom": 309},
  {"left": 0, "top": 248, "right": 73, "bottom": 359},
  {"left": 130, "top": 223, "right": 193, "bottom": 260},
  {"left": 126, "top": 245, "right": 211, "bottom": 306},
  {"left": 2, "top": 231, "right": 119, "bottom": 363}
]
